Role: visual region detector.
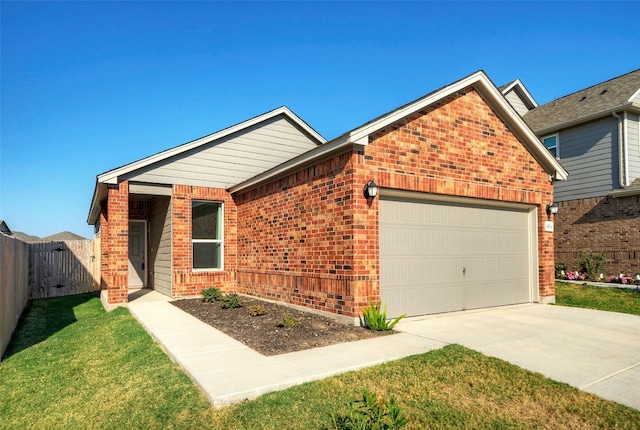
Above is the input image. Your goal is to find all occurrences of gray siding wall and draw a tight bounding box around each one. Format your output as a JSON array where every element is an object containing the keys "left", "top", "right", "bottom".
[
  {"left": 554, "top": 116, "right": 619, "bottom": 201},
  {"left": 627, "top": 112, "right": 640, "bottom": 181},
  {"left": 504, "top": 90, "right": 530, "bottom": 116},
  {"left": 150, "top": 196, "right": 172, "bottom": 297},
  {"left": 124, "top": 116, "right": 319, "bottom": 189}
]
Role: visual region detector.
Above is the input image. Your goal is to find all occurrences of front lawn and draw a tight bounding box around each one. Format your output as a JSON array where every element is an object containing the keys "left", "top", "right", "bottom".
[
  {"left": 555, "top": 281, "right": 640, "bottom": 316},
  {"left": 2, "top": 292, "right": 639, "bottom": 429}
]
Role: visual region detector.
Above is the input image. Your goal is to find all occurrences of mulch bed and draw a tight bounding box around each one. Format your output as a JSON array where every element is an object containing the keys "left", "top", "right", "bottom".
[{"left": 171, "top": 296, "right": 393, "bottom": 356}]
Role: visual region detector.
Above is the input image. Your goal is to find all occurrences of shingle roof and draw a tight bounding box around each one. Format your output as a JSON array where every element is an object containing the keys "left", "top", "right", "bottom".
[
  {"left": 523, "top": 69, "right": 640, "bottom": 134},
  {"left": 610, "top": 178, "right": 640, "bottom": 198}
]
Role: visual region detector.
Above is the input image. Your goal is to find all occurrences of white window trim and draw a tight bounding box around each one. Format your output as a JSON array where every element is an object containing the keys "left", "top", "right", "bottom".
[
  {"left": 192, "top": 200, "right": 224, "bottom": 272},
  {"left": 542, "top": 134, "right": 559, "bottom": 159}
]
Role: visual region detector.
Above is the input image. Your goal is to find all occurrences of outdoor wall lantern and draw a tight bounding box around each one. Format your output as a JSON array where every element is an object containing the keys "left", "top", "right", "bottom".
[
  {"left": 546, "top": 202, "right": 559, "bottom": 216},
  {"left": 363, "top": 179, "right": 379, "bottom": 200}
]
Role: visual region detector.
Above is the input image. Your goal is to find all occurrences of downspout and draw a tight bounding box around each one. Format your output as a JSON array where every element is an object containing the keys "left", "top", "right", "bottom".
[{"left": 612, "top": 111, "right": 627, "bottom": 188}]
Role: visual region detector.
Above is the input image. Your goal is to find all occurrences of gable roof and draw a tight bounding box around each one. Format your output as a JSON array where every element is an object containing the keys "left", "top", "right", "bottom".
[
  {"left": 87, "top": 106, "right": 325, "bottom": 224},
  {"left": 499, "top": 79, "right": 538, "bottom": 113},
  {"left": 523, "top": 69, "right": 640, "bottom": 135},
  {"left": 231, "top": 70, "right": 568, "bottom": 193},
  {"left": 0, "top": 220, "right": 12, "bottom": 236}
]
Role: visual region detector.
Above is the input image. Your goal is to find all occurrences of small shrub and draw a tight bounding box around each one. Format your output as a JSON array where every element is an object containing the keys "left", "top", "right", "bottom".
[
  {"left": 576, "top": 252, "right": 606, "bottom": 282},
  {"left": 201, "top": 287, "right": 222, "bottom": 303},
  {"left": 277, "top": 314, "right": 298, "bottom": 329},
  {"left": 362, "top": 301, "right": 406, "bottom": 331},
  {"left": 248, "top": 304, "right": 266, "bottom": 316},
  {"left": 324, "top": 389, "right": 408, "bottom": 430},
  {"left": 220, "top": 293, "right": 243, "bottom": 309},
  {"left": 555, "top": 262, "right": 567, "bottom": 279}
]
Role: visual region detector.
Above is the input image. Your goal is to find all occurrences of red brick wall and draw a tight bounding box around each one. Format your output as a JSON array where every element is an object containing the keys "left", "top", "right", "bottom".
[
  {"left": 555, "top": 195, "right": 640, "bottom": 275},
  {"left": 365, "top": 87, "right": 555, "bottom": 300},
  {"left": 234, "top": 152, "right": 371, "bottom": 317},
  {"left": 171, "top": 185, "right": 238, "bottom": 296},
  {"left": 235, "top": 86, "right": 556, "bottom": 317},
  {"left": 101, "top": 181, "right": 129, "bottom": 304}
]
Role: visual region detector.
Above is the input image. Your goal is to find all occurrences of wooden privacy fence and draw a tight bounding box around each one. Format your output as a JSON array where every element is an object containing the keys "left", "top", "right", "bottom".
[
  {"left": 1, "top": 234, "right": 29, "bottom": 359},
  {"left": 29, "top": 240, "right": 100, "bottom": 299}
]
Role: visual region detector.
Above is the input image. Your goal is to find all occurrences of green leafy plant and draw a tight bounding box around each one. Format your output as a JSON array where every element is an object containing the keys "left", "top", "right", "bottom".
[
  {"left": 325, "top": 389, "right": 408, "bottom": 430},
  {"left": 201, "top": 287, "right": 222, "bottom": 303},
  {"left": 362, "top": 301, "right": 406, "bottom": 331},
  {"left": 555, "top": 262, "right": 567, "bottom": 279},
  {"left": 575, "top": 252, "right": 606, "bottom": 281},
  {"left": 277, "top": 313, "right": 298, "bottom": 329},
  {"left": 248, "top": 304, "right": 266, "bottom": 316},
  {"left": 220, "top": 293, "right": 243, "bottom": 309}
]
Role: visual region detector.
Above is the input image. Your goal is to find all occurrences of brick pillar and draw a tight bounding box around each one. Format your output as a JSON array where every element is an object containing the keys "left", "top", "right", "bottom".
[
  {"left": 538, "top": 203, "right": 556, "bottom": 303},
  {"left": 104, "top": 182, "right": 129, "bottom": 304}
]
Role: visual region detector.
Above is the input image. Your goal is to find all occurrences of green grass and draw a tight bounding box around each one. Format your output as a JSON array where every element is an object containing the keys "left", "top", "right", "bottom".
[
  {"left": 2, "top": 292, "right": 640, "bottom": 429},
  {"left": 216, "top": 345, "right": 640, "bottom": 429},
  {"left": 556, "top": 281, "right": 640, "bottom": 316},
  {"left": 0, "top": 293, "right": 216, "bottom": 430}
]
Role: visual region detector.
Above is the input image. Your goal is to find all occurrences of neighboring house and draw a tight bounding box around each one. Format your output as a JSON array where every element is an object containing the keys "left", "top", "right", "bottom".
[
  {"left": 506, "top": 69, "right": 640, "bottom": 275},
  {"left": 88, "top": 70, "right": 567, "bottom": 320},
  {"left": 0, "top": 220, "right": 13, "bottom": 237}
]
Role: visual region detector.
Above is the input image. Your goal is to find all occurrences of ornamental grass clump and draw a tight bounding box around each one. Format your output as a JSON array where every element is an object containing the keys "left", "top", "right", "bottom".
[{"left": 362, "top": 301, "right": 406, "bottom": 331}]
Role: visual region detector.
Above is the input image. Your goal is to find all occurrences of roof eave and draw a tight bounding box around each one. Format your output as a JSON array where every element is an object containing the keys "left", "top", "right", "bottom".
[
  {"left": 531, "top": 102, "right": 640, "bottom": 136},
  {"left": 230, "top": 133, "right": 354, "bottom": 194},
  {"left": 87, "top": 181, "right": 107, "bottom": 225},
  {"left": 233, "top": 71, "right": 568, "bottom": 192}
]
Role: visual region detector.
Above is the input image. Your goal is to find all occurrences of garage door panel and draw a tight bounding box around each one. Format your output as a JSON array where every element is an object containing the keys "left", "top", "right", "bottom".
[
  {"left": 380, "top": 197, "right": 533, "bottom": 318},
  {"left": 386, "top": 285, "right": 464, "bottom": 317}
]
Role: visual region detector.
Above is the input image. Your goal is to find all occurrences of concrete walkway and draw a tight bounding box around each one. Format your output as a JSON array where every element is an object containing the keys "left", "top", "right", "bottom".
[
  {"left": 395, "top": 304, "right": 640, "bottom": 411},
  {"left": 126, "top": 290, "right": 445, "bottom": 407},
  {"left": 127, "top": 290, "right": 640, "bottom": 410}
]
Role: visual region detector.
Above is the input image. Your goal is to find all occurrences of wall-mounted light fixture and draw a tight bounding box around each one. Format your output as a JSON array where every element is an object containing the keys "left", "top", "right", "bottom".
[
  {"left": 546, "top": 202, "right": 559, "bottom": 217},
  {"left": 363, "top": 179, "right": 379, "bottom": 200}
]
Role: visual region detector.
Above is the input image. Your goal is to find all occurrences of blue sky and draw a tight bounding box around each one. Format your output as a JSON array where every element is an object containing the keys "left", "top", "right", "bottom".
[{"left": 1, "top": 1, "right": 638, "bottom": 238}]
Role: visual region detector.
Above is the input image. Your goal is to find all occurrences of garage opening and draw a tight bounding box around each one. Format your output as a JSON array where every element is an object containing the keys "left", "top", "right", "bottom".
[{"left": 379, "top": 193, "right": 538, "bottom": 318}]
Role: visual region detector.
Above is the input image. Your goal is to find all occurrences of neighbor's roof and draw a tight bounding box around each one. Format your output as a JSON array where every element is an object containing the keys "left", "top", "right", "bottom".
[
  {"left": 231, "top": 70, "right": 568, "bottom": 193},
  {"left": 610, "top": 178, "right": 640, "bottom": 198},
  {"left": 0, "top": 220, "right": 12, "bottom": 236},
  {"left": 523, "top": 69, "right": 640, "bottom": 135},
  {"left": 499, "top": 79, "right": 538, "bottom": 111}
]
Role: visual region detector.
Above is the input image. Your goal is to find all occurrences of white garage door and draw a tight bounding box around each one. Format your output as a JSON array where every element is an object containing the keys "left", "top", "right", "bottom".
[{"left": 380, "top": 195, "right": 536, "bottom": 318}]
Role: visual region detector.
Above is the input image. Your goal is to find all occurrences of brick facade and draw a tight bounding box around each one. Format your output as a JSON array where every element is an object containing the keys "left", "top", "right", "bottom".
[
  {"left": 97, "top": 85, "right": 557, "bottom": 315},
  {"left": 235, "top": 152, "right": 373, "bottom": 317},
  {"left": 100, "top": 181, "right": 129, "bottom": 305},
  {"left": 234, "top": 87, "right": 556, "bottom": 318},
  {"left": 555, "top": 195, "right": 640, "bottom": 275},
  {"left": 171, "top": 185, "right": 238, "bottom": 296},
  {"left": 365, "top": 87, "right": 555, "bottom": 301}
]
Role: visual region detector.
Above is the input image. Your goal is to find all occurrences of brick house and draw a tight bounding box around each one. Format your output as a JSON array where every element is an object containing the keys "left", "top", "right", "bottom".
[
  {"left": 88, "top": 71, "right": 567, "bottom": 321},
  {"left": 505, "top": 69, "right": 640, "bottom": 275}
]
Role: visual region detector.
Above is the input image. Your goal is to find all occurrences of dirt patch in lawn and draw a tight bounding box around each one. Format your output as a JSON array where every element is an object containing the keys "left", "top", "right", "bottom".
[{"left": 171, "top": 296, "right": 393, "bottom": 356}]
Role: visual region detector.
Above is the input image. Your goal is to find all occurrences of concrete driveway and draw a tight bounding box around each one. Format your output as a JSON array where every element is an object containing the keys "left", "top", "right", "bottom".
[{"left": 395, "top": 303, "right": 640, "bottom": 411}]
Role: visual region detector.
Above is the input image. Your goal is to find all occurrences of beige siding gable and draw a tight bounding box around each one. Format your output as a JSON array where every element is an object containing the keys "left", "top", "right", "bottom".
[{"left": 124, "top": 115, "right": 320, "bottom": 188}]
